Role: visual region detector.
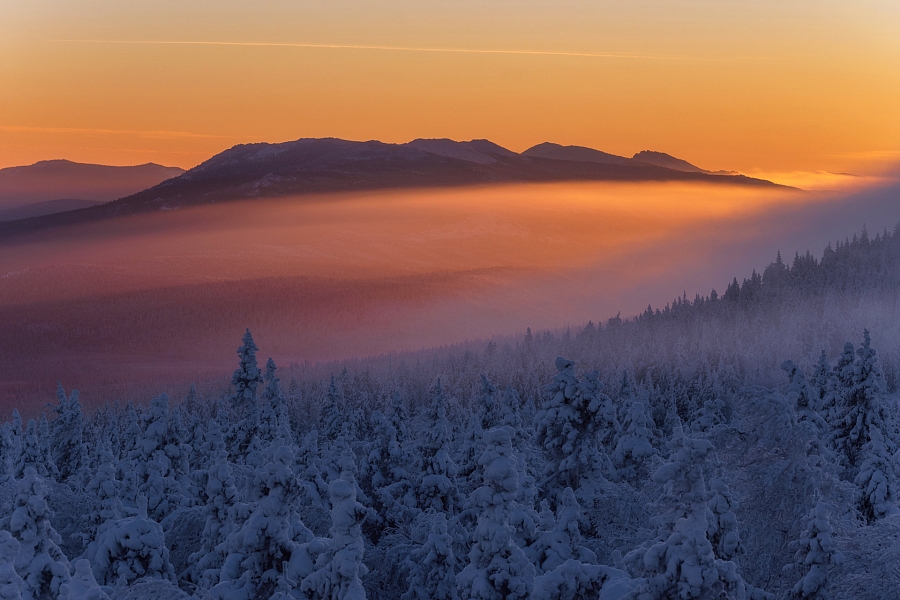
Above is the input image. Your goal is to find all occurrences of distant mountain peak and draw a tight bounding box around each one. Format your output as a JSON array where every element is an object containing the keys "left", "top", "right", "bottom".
[
  {"left": 408, "top": 138, "right": 517, "bottom": 164},
  {"left": 0, "top": 160, "right": 185, "bottom": 212},
  {"left": 523, "top": 143, "right": 632, "bottom": 166},
  {"left": 631, "top": 150, "right": 706, "bottom": 173}
]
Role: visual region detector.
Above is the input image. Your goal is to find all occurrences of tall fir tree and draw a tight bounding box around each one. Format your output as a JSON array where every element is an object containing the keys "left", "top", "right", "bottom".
[
  {"left": 456, "top": 427, "right": 534, "bottom": 600},
  {"left": 228, "top": 329, "right": 264, "bottom": 462},
  {"left": 49, "top": 386, "right": 87, "bottom": 483},
  {"left": 300, "top": 470, "right": 369, "bottom": 600},
  {"left": 534, "top": 358, "right": 616, "bottom": 503},
  {"left": 415, "top": 380, "right": 463, "bottom": 514},
  {"left": 786, "top": 502, "right": 843, "bottom": 600},
  {"left": 402, "top": 511, "right": 459, "bottom": 600}
]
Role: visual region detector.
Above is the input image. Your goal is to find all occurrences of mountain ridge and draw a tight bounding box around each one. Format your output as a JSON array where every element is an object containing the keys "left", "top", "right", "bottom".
[
  {"left": 0, "top": 159, "right": 185, "bottom": 209},
  {"left": 0, "top": 138, "right": 787, "bottom": 237}
]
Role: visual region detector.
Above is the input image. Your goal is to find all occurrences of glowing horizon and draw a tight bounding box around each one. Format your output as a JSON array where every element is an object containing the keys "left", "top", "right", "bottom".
[{"left": 1, "top": 1, "right": 898, "bottom": 175}]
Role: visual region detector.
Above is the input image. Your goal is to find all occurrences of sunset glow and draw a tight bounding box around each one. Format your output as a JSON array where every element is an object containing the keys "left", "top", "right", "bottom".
[{"left": 2, "top": 1, "right": 899, "bottom": 175}]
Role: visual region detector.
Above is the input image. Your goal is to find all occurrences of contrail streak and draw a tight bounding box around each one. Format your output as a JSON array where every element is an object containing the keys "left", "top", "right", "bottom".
[
  {"left": 48, "top": 39, "right": 689, "bottom": 60},
  {"left": 0, "top": 125, "right": 235, "bottom": 139}
]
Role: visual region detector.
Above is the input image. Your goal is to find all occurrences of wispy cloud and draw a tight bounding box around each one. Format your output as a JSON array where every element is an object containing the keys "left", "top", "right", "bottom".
[
  {"left": 0, "top": 125, "right": 235, "bottom": 140},
  {"left": 48, "top": 39, "right": 691, "bottom": 61}
]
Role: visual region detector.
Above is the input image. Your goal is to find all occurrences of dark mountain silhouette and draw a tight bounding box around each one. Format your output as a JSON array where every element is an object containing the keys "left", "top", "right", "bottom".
[
  {"left": 0, "top": 138, "right": 784, "bottom": 237},
  {"left": 631, "top": 150, "right": 707, "bottom": 173},
  {"left": 520, "top": 144, "right": 738, "bottom": 175},
  {"left": 407, "top": 138, "right": 519, "bottom": 164},
  {"left": 0, "top": 160, "right": 185, "bottom": 210},
  {"left": 521, "top": 142, "right": 633, "bottom": 166}
]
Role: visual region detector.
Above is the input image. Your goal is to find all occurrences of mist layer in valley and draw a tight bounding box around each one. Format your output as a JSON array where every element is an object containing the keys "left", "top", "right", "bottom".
[{"left": 1, "top": 177, "right": 897, "bottom": 412}]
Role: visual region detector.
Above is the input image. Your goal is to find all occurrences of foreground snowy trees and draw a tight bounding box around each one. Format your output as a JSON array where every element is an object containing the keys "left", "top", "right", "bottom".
[
  {"left": 414, "top": 381, "right": 463, "bottom": 515},
  {"left": 457, "top": 427, "right": 535, "bottom": 600},
  {"left": 0, "top": 530, "right": 26, "bottom": 600},
  {"left": 186, "top": 419, "right": 238, "bottom": 588},
  {"left": 301, "top": 470, "right": 369, "bottom": 600},
  {"left": 4, "top": 231, "right": 900, "bottom": 600},
  {"left": 534, "top": 359, "right": 616, "bottom": 503},
  {"left": 0, "top": 468, "right": 70, "bottom": 599},
  {"left": 213, "top": 442, "right": 312, "bottom": 599},
  {"left": 90, "top": 496, "right": 175, "bottom": 588},
  {"left": 785, "top": 503, "right": 843, "bottom": 600},
  {"left": 127, "top": 394, "right": 190, "bottom": 522},
  {"left": 403, "top": 512, "right": 458, "bottom": 600},
  {"left": 625, "top": 427, "right": 765, "bottom": 600}
]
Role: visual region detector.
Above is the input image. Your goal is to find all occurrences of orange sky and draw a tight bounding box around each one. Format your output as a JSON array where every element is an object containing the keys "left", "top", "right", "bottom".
[{"left": 1, "top": 1, "right": 899, "bottom": 175}]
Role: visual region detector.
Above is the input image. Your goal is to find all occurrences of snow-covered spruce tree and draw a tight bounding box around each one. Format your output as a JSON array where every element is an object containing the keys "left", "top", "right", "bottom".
[
  {"left": 213, "top": 441, "right": 314, "bottom": 599},
  {"left": 617, "top": 371, "right": 638, "bottom": 426},
  {"left": 613, "top": 400, "right": 658, "bottom": 486},
  {"left": 126, "top": 393, "right": 189, "bottom": 522},
  {"left": 319, "top": 376, "right": 345, "bottom": 446},
  {"left": 784, "top": 502, "right": 843, "bottom": 600},
  {"left": 497, "top": 386, "right": 528, "bottom": 450},
  {"left": 812, "top": 352, "right": 845, "bottom": 445},
  {"left": 0, "top": 467, "right": 70, "bottom": 599},
  {"left": 36, "top": 416, "right": 58, "bottom": 482},
  {"left": 9, "top": 411, "right": 22, "bottom": 461},
  {"left": 534, "top": 358, "right": 616, "bottom": 503},
  {"left": 455, "top": 412, "right": 485, "bottom": 499},
  {"left": 853, "top": 423, "right": 900, "bottom": 521},
  {"left": 812, "top": 351, "right": 837, "bottom": 412},
  {"left": 580, "top": 369, "right": 619, "bottom": 451},
  {"left": 228, "top": 329, "right": 264, "bottom": 462},
  {"left": 415, "top": 380, "right": 463, "bottom": 514},
  {"left": 116, "top": 404, "right": 142, "bottom": 498},
  {"left": 231, "top": 329, "right": 263, "bottom": 406},
  {"left": 387, "top": 390, "right": 410, "bottom": 450},
  {"left": 49, "top": 385, "right": 88, "bottom": 484},
  {"left": 297, "top": 430, "right": 328, "bottom": 508},
  {"left": 182, "top": 409, "right": 204, "bottom": 473},
  {"left": 13, "top": 420, "right": 50, "bottom": 480},
  {"left": 526, "top": 486, "right": 596, "bottom": 575},
  {"left": 456, "top": 427, "right": 534, "bottom": 600},
  {"left": 300, "top": 469, "right": 369, "bottom": 600},
  {"left": 706, "top": 475, "right": 743, "bottom": 561},
  {"left": 84, "top": 443, "right": 124, "bottom": 548},
  {"left": 96, "top": 407, "right": 121, "bottom": 465},
  {"left": 186, "top": 419, "right": 239, "bottom": 588},
  {"left": 818, "top": 341, "right": 859, "bottom": 453},
  {"left": 59, "top": 559, "right": 109, "bottom": 600},
  {"left": 832, "top": 332, "right": 899, "bottom": 520},
  {"left": 475, "top": 375, "right": 501, "bottom": 432},
  {"left": 509, "top": 451, "right": 540, "bottom": 554},
  {"left": 402, "top": 511, "right": 459, "bottom": 600},
  {"left": 0, "top": 530, "right": 24, "bottom": 600},
  {"left": 321, "top": 423, "right": 356, "bottom": 485},
  {"left": 90, "top": 495, "right": 176, "bottom": 589},
  {"left": 531, "top": 559, "right": 625, "bottom": 600},
  {"left": 833, "top": 342, "right": 856, "bottom": 392},
  {"left": 260, "top": 357, "right": 293, "bottom": 446},
  {"left": 781, "top": 361, "right": 831, "bottom": 444},
  {"left": 360, "top": 411, "right": 394, "bottom": 493},
  {"left": 781, "top": 362, "right": 815, "bottom": 415},
  {"left": 625, "top": 426, "right": 767, "bottom": 600},
  {"left": 690, "top": 396, "right": 727, "bottom": 435},
  {"left": 0, "top": 424, "right": 15, "bottom": 483},
  {"left": 362, "top": 409, "right": 416, "bottom": 527}
]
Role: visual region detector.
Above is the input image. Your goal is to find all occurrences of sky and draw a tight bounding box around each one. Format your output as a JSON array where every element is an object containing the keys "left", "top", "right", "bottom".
[{"left": 1, "top": 0, "right": 899, "bottom": 176}]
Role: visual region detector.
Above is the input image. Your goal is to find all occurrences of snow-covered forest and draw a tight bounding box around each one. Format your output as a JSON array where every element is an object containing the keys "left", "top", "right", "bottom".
[{"left": 2, "top": 225, "right": 900, "bottom": 599}]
